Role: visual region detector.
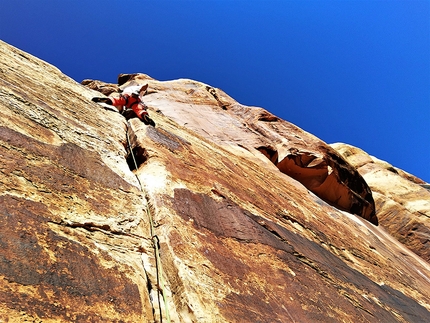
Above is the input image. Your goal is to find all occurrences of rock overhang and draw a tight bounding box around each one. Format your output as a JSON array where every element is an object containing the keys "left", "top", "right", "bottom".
[
  {"left": 89, "top": 73, "right": 377, "bottom": 225},
  {"left": 2, "top": 40, "right": 430, "bottom": 322}
]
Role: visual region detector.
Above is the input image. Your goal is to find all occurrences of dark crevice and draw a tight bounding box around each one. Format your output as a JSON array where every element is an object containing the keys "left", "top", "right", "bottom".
[
  {"left": 48, "top": 220, "right": 149, "bottom": 241},
  {"left": 255, "top": 145, "right": 378, "bottom": 225},
  {"left": 293, "top": 252, "right": 331, "bottom": 279},
  {"left": 257, "top": 111, "right": 279, "bottom": 122},
  {"left": 276, "top": 209, "right": 306, "bottom": 228},
  {"left": 257, "top": 145, "right": 279, "bottom": 164},
  {"left": 54, "top": 220, "right": 120, "bottom": 235},
  {"left": 126, "top": 146, "right": 148, "bottom": 171},
  {"left": 206, "top": 86, "right": 229, "bottom": 110},
  {"left": 387, "top": 166, "right": 399, "bottom": 174},
  {"left": 124, "top": 124, "right": 149, "bottom": 172}
]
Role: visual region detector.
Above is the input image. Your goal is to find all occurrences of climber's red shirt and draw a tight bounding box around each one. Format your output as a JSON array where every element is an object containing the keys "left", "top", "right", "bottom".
[{"left": 110, "top": 94, "right": 147, "bottom": 119}]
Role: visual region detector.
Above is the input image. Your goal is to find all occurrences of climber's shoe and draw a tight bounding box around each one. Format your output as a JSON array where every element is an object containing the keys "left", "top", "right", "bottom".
[
  {"left": 141, "top": 114, "right": 155, "bottom": 127},
  {"left": 92, "top": 97, "right": 112, "bottom": 104}
]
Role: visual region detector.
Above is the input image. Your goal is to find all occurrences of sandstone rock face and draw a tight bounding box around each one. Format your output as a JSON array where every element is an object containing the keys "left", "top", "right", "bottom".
[
  {"left": 332, "top": 143, "right": 430, "bottom": 263},
  {"left": 1, "top": 40, "right": 430, "bottom": 322},
  {"left": 0, "top": 41, "right": 152, "bottom": 322},
  {"left": 86, "top": 73, "right": 378, "bottom": 225}
]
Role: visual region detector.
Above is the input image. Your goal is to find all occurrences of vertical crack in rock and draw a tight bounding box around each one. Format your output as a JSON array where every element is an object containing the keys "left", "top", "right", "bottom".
[
  {"left": 124, "top": 124, "right": 149, "bottom": 172},
  {"left": 126, "top": 146, "right": 148, "bottom": 171},
  {"left": 123, "top": 124, "right": 176, "bottom": 322},
  {"left": 3, "top": 41, "right": 430, "bottom": 322}
]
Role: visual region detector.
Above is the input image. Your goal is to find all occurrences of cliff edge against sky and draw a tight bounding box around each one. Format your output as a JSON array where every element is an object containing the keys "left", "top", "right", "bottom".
[{"left": 1, "top": 40, "right": 429, "bottom": 322}]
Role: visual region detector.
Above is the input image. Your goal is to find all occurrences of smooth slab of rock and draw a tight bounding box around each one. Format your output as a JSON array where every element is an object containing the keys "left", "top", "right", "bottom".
[
  {"left": 1, "top": 40, "right": 430, "bottom": 322},
  {"left": 86, "top": 74, "right": 377, "bottom": 224},
  {"left": 332, "top": 143, "right": 430, "bottom": 262}
]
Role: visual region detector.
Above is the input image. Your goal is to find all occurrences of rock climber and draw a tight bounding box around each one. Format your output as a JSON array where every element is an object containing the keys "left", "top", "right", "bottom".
[{"left": 92, "top": 84, "right": 155, "bottom": 126}]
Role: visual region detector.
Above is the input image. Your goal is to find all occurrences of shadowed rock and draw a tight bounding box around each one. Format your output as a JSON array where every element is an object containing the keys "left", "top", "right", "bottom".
[
  {"left": 1, "top": 40, "right": 430, "bottom": 322},
  {"left": 332, "top": 143, "right": 430, "bottom": 261},
  {"left": 93, "top": 73, "right": 377, "bottom": 224}
]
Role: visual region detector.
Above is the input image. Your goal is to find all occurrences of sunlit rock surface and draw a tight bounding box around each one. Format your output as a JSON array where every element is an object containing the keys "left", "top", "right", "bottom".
[
  {"left": 332, "top": 143, "right": 430, "bottom": 263},
  {"left": 86, "top": 73, "right": 377, "bottom": 225},
  {"left": 1, "top": 40, "right": 429, "bottom": 322}
]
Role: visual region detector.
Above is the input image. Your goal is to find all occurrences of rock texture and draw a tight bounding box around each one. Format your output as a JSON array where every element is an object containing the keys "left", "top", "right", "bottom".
[
  {"left": 332, "top": 143, "right": 430, "bottom": 263},
  {"left": 1, "top": 40, "right": 430, "bottom": 322}
]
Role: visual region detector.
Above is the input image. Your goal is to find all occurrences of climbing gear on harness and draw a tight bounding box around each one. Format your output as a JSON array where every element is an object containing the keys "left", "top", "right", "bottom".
[{"left": 92, "top": 83, "right": 154, "bottom": 125}]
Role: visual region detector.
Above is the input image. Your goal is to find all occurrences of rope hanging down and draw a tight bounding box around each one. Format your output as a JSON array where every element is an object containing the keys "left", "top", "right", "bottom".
[{"left": 125, "top": 121, "right": 171, "bottom": 323}]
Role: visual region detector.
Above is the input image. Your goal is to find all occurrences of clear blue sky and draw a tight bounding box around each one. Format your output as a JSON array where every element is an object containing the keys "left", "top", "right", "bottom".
[{"left": 1, "top": 0, "right": 429, "bottom": 182}]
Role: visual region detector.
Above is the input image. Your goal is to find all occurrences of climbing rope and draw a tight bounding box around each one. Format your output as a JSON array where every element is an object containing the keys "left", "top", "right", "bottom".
[{"left": 125, "top": 121, "right": 171, "bottom": 323}]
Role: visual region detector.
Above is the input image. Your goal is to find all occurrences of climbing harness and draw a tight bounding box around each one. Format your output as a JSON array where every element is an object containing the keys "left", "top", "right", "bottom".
[
  {"left": 120, "top": 93, "right": 140, "bottom": 111},
  {"left": 125, "top": 121, "right": 171, "bottom": 323}
]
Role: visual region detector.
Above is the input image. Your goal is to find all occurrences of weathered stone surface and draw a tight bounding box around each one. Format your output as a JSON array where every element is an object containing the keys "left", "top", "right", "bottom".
[
  {"left": 87, "top": 74, "right": 377, "bottom": 225},
  {"left": 81, "top": 79, "right": 119, "bottom": 96},
  {"left": 332, "top": 143, "right": 430, "bottom": 262},
  {"left": 0, "top": 41, "right": 154, "bottom": 322},
  {"left": 126, "top": 111, "right": 430, "bottom": 322},
  {"left": 1, "top": 40, "right": 430, "bottom": 322}
]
